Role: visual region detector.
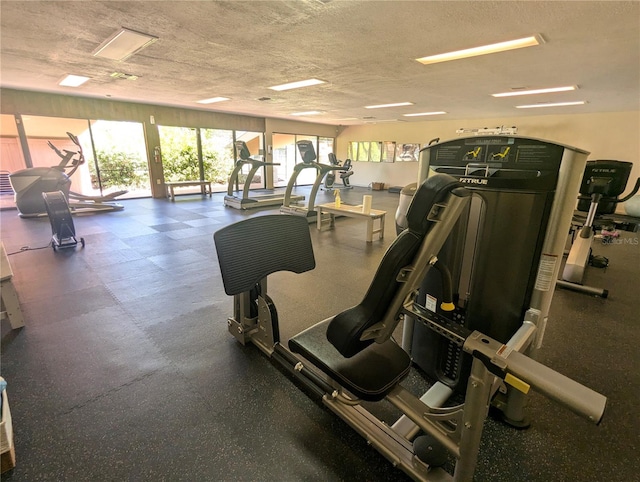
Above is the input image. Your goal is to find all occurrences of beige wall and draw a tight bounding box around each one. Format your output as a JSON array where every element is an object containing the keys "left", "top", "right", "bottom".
[{"left": 337, "top": 111, "right": 640, "bottom": 193}]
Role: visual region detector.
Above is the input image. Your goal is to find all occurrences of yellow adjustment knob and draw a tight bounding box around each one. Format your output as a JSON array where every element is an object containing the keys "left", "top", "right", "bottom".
[{"left": 440, "top": 302, "right": 455, "bottom": 312}]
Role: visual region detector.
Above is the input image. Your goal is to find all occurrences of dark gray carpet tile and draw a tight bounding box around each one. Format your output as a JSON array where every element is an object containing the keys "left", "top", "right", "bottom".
[
  {"left": 2, "top": 306, "right": 170, "bottom": 417},
  {"left": 162, "top": 226, "right": 215, "bottom": 240},
  {"left": 149, "top": 221, "right": 192, "bottom": 232},
  {"left": 120, "top": 281, "right": 217, "bottom": 327},
  {"left": 92, "top": 257, "right": 164, "bottom": 283},
  {"left": 157, "top": 209, "right": 208, "bottom": 222},
  {"left": 19, "top": 284, "right": 119, "bottom": 327},
  {"left": 79, "top": 246, "right": 146, "bottom": 270},
  {"left": 146, "top": 248, "right": 210, "bottom": 271},
  {"left": 129, "top": 213, "right": 182, "bottom": 225},
  {"left": 69, "top": 231, "right": 132, "bottom": 253},
  {"left": 8, "top": 368, "right": 256, "bottom": 481},
  {"left": 119, "top": 231, "right": 185, "bottom": 256},
  {"left": 183, "top": 216, "right": 224, "bottom": 227},
  {"left": 11, "top": 261, "right": 102, "bottom": 304}
]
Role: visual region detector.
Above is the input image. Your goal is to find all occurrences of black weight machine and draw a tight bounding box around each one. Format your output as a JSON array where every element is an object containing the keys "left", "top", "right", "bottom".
[
  {"left": 557, "top": 160, "right": 640, "bottom": 297},
  {"left": 214, "top": 136, "right": 606, "bottom": 481},
  {"left": 223, "top": 140, "right": 304, "bottom": 210}
]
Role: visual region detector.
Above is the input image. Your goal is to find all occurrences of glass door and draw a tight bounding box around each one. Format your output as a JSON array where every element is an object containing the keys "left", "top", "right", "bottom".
[
  {"left": 272, "top": 133, "right": 296, "bottom": 188},
  {"left": 234, "top": 131, "right": 265, "bottom": 190},
  {"left": 158, "top": 126, "right": 199, "bottom": 182},
  {"left": 88, "top": 120, "right": 150, "bottom": 198},
  {"left": 201, "top": 128, "right": 234, "bottom": 192}
]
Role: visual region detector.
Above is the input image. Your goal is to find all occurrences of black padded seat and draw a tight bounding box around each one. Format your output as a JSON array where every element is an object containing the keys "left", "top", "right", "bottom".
[
  {"left": 289, "top": 318, "right": 411, "bottom": 402},
  {"left": 289, "top": 174, "right": 464, "bottom": 401}
]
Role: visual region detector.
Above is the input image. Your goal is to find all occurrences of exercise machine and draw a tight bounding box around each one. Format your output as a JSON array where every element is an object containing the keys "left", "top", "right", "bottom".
[
  {"left": 397, "top": 135, "right": 592, "bottom": 429},
  {"left": 224, "top": 140, "right": 304, "bottom": 210},
  {"left": 42, "top": 191, "right": 84, "bottom": 251},
  {"left": 322, "top": 153, "right": 353, "bottom": 190},
  {"left": 280, "top": 140, "right": 345, "bottom": 220},
  {"left": 214, "top": 172, "right": 606, "bottom": 481},
  {"left": 558, "top": 160, "right": 640, "bottom": 297},
  {"left": 8, "top": 132, "right": 125, "bottom": 217}
]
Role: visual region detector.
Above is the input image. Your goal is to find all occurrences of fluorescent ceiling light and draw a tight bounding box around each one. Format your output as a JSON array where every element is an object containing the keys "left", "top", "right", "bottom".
[
  {"left": 364, "top": 119, "right": 404, "bottom": 124},
  {"left": 196, "top": 97, "right": 230, "bottom": 104},
  {"left": 291, "top": 111, "right": 324, "bottom": 116},
  {"left": 365, "top": 102, "right": 414, "bottom": 109},
  {"left": 493, "top": 86, "right": 577, "bottom": 97},
  {"left": 58, "top": 75, "right": 91, "bottom": 87},
  {"left": 416, "top": 35, "right": 543, "bottom": 65},
  {"left": 403, "top": 111, "right": 447, "bottom": 117},
  {"left": 269, "top": 79, "right": 326, "bottom": 91},
  {"left": 516, "top": 101, "right": 586, "bottom": 109},
  {"left": 93, "top": 28, "right": 158, "bottom": 61}
]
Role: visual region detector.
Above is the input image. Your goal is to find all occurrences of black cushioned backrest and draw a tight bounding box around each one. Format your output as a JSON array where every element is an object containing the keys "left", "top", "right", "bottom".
[
  {"left": 326, "top": 174, "right": 462, "bottom": 358},
  {"left": 214, "top": 215, "right": 315, "bottom": 295},
  {"left": 328, "top": 152, "right": 338, "bottom": 165}
]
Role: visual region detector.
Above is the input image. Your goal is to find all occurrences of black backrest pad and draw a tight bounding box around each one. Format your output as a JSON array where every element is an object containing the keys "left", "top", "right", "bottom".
[
  {"left": 214, "top": 215, "right": 316, "bottom": 295},
  {"left": 326, "top": 174, "right": 462, "bottom": 358}
]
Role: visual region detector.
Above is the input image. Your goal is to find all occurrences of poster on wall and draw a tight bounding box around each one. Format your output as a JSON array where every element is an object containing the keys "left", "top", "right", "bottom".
[
  {"left": 396, "top": 143, "right": 420, "bottom": 162},
  {"left": 381, "top": 141, "right": 396, "bottom": 162}
]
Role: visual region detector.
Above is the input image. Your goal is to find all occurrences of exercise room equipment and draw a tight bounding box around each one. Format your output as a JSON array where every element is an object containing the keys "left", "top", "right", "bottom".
[
  {"left": 557, "top": 160, "right": 640, "bottom": 297},
  {"left": 213, "top": 135, "right": 606, "bottom": 481},
  {"left": 280, "top": 140, "right": 347, "bottom": 219},
  {"left": 8, "top": 132, "right": 125, "bottom": 217},
  {"left": 223, "top": 140, "right": 304, "bottom": 210},
  {"left": 42, "top": 191, "right": 85, "bottom": 251},
  {"left": 322, "top": 153, "right": 353, "bottom": 190}
]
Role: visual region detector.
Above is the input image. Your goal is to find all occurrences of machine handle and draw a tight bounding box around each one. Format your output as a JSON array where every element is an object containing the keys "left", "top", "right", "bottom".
[{"left": 465, "top": 332, "right": 606, "bottom": 424}]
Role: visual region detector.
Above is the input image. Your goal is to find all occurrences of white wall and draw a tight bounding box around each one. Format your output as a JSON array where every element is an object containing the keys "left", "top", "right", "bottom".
[{"left": 336, "top": 111, "right": 640, "bottom": 193}]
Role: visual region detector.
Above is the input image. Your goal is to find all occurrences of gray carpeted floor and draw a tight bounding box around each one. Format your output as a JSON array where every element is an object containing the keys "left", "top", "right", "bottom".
[{"left": 1, "top": 186, "right": 638, "bottom": 481}]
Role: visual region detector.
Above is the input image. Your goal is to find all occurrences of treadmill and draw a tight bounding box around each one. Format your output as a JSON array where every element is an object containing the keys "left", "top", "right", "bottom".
[
  {"left": 280, "top": 140, "right": 345, "bottom": 221},
  {"left": 224, "top": 141, "right": 304, "bottom": 210}
]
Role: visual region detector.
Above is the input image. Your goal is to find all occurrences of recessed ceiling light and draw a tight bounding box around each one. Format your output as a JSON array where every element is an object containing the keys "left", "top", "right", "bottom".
[
  {"left": 364, "top": 119, "right": 404, "bottom": 124},
  {"left": 493, "top": 86, "right": 577, "bottom": 97},
  {"left": 196, "top": 97, "right": 230, "bottom": 104},
  {"left": 416, "top": 35, "right": 543, "bottom": 65},
  {"left": 403, "top": 111, "right": 447, "bottom": 117},
  {"left": 365, "top": 102, "right": 414, "bottom": 109},
  {"left": 269, "top": 79, "right": 326, "bottom": 91},
  {"left": 58, "top": 75, "right": 91, "bottom": 87},
  {"left": 93, "top": 28, "right": 158, "bottom": 61},
  {"left": 516, "top": 101, "right": 587, "bottom": 109},
  {"left": 290, "top": 111, "right": 324, "bottom": 116}
]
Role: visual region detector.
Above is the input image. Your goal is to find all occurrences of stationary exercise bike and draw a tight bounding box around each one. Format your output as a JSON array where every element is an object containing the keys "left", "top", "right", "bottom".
[
  {"left": 9, "top": 132, "right": 126, "bottom": 217},
  {"left": 558, "top": 160, "right": 640, "bottom": 297},
  {"left": 322, "top": 153, "right": 353, "bottom": 190}
]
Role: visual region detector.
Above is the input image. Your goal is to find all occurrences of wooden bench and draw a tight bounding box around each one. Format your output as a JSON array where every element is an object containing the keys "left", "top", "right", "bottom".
[
  {"left": 315, "top": 203, "right": 386, "bottom": 243},
  {"left": 165, "top": 180, "right": 212, "bottom": 201},
  {"left": 1, "top": 243, "right": 24, "bottom": 330}
]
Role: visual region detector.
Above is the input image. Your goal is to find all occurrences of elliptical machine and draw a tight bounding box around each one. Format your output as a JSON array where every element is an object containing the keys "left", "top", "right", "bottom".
[
  {"left": 558, "top": 160, "right": 640, "bottom": 297},
  {"left": 322, "top": 153, "right": 353, "bottom": 190},
  {"left": 9, "top": 132, "right": 126, "bottom": 217}
]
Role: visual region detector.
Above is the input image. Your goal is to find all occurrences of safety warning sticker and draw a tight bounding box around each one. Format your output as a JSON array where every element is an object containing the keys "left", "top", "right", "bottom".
[
  {"left": 534, "top": 254, "right": 558, "bottom": 291},
  {"left": 425, "top": 294, "right": 437, "bottom": 313}
]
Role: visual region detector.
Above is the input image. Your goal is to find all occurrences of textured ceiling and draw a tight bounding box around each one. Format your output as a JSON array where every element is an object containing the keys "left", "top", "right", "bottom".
[{"left": 1, "top": 1, "right": 639, "bottom": 125}]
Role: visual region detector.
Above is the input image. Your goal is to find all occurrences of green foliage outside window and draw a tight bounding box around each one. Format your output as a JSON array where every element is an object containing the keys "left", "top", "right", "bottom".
[
  {"left": 90, "top": 150, "right": 147, "bottom": 189},
  {"left": 158, "top": 126, "right": 234, "bottom": 184}
]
